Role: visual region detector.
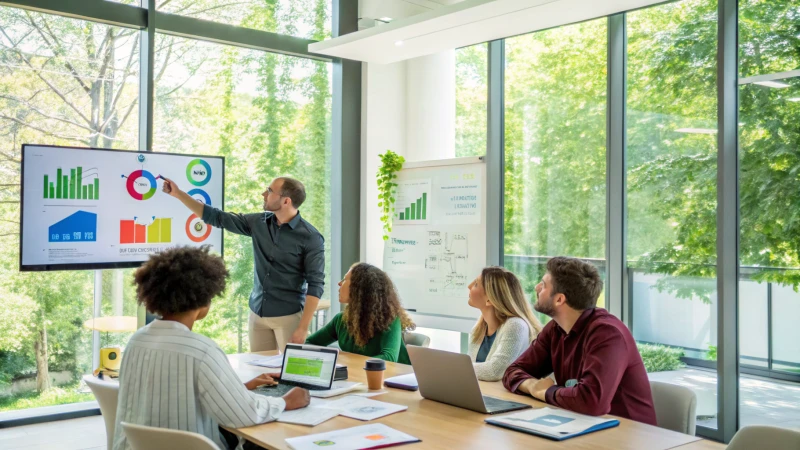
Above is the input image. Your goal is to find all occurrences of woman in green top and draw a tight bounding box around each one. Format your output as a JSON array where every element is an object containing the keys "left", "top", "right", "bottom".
[{"left": 306, "top": 263, "right": 415, "bottom": 364}]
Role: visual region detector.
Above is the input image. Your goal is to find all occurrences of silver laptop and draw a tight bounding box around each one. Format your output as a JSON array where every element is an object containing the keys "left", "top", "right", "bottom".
[
  {"left": 407, "top": 346, "right": 532, "bottom": 414},
  {"left": 253, "top": 344, "right": 338, "bottom": 397}
]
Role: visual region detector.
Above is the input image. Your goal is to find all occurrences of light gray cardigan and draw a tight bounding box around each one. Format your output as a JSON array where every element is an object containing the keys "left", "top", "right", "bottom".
[{"left": 468, "top": 317, "right": 534, "bottom": 382}]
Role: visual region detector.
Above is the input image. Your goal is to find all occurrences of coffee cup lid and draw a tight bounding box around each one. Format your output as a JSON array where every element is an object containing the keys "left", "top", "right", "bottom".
[{"left": 363, "top": 359, "right": 386, "bottom": 371}]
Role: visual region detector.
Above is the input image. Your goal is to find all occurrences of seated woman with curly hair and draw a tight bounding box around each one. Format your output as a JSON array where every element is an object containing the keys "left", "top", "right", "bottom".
[
  {"left": 306, "top": 263, "right": 415, "bottom": 364},
  {"left": 112, "top": 246, "right": 309, "bottom": 450}
]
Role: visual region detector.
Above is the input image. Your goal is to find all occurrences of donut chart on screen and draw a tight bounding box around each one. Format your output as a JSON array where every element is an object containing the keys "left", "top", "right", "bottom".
[
  {"left": 187, "top": 188, "right": 211, "bottom": 206},
  {"left": 185, "top": 214, "right": 212, "bottom": 242},
  {"left": 125, "top": 169, "right": 158, "bottom": 200},
  {"left": 186, "top": 159, "right": 212, "bottom": 186}
]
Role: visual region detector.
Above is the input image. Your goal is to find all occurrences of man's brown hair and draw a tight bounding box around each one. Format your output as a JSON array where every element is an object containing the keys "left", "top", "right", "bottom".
[
  {"left": 546, "top": 256, "right": 603, "bottom": 311},
  {"left": 277, "top": 177, "right": 306, "bottom": 209}
]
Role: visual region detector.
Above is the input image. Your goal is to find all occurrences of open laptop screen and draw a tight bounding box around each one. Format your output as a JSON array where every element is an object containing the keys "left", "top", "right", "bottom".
[{"left": 280, "top": 345, "right": 337, "bottom": 388}]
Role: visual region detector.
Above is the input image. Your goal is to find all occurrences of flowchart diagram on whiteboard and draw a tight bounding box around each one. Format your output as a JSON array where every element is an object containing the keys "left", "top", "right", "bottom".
[{"left": 383, "top": 157, "right": 486, "bottom": 320}]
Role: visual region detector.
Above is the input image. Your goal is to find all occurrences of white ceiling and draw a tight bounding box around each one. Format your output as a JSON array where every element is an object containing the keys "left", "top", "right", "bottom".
[{"left": 315, "top": 0, "right": 666, "bottom": 64}]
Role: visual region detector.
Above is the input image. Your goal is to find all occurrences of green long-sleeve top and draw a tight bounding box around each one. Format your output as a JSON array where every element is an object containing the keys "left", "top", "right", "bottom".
[{"left": 306, "top": 313, "right": 411, "bottom": 365}]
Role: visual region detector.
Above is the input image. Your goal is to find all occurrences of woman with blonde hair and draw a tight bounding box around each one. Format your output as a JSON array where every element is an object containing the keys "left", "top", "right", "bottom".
[
  {"left": 306, "top": 262, "right": 416, "bottom": 364},
  {"left": 467, "top": 266, "right": 543, "bottom": 381}
]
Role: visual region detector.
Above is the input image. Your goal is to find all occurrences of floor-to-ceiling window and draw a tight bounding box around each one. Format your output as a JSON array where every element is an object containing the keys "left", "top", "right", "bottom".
[
  {"left": 504, "top": 19, "right": 608, "bottom": 324},
  {"left": 0, "top": 0, "right": 333, "bottom": 420},
  {"left": 737, "top": 0, "right": 800, "bottom": 428},
  {"left": 153, "top": 35, "right": 332, "bottom": 353},
  {"left": 455, "top": 43, "right": 487, "bottom": 158},
  {"left": 0, "top": 6, "right": 140, "bottom": 413},
  {"left": 626, "top": 0, "right": 720, "bottom": 429}
]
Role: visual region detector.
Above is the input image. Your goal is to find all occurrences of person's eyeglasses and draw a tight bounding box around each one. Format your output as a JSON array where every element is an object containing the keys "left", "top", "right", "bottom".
[{"left": 267, "top": 187, "right": 285, "bottom": 197}]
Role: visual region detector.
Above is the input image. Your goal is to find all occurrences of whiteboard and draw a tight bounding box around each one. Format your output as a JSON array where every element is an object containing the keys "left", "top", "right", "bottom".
[
  {"left": 383, "top": 156, "right": 486, "bottom": 323},
  {"left": 20, "top": 144, "right": 224, "bottom": 271}
]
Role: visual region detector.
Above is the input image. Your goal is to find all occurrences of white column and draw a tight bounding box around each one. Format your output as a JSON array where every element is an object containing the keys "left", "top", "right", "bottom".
[{"left": 405, "top": 50, "right": 456, "bottom": 162}]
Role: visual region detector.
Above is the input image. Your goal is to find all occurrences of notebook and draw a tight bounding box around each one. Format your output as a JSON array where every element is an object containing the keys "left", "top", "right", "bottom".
[
  {"left": 485, "top": 407, "right": 620, "bottom": 441},
  {"left": 285, "top": 423, "right": 420, "bottom": 450},
  {"left": 383, "top": 373, "right": 418, "bottom": 391}
]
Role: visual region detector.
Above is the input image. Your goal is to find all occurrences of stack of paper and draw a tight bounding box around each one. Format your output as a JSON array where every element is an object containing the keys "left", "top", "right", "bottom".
[
  {"left": 309, "top": 381, "right": 363, "bottom": 398},
  {"left": 246, "top": 354, "right": 284, "bottom": 368},
  {"left": 323, "top": 396, "right": 408, "bottom": 421},
  {"left": 485, "top": 407, "right": 620, "bottom": 441},
  {"left": 285, "top": 423, "right": 420, "bottom": 450}
]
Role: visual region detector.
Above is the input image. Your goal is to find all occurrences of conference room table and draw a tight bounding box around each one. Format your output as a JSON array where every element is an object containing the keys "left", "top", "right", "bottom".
[{"left": 227, "top": 351, "right": 720, "bottom": 450}]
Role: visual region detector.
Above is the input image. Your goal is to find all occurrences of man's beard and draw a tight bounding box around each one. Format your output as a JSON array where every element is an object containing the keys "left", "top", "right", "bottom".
[
  {"left": 264, "top": 200, "right": 279, "bottom": 212},
  {"left": 533, "top": 294, "right": 555, "bottom": 317}
]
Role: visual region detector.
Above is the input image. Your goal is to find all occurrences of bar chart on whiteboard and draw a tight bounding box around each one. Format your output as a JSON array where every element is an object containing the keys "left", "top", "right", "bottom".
[{"left": 383, "top": 158, "right": 486, "bottom": 320}]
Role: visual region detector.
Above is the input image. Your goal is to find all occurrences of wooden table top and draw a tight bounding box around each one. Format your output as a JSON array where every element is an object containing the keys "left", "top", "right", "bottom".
[
  {"left": 668, "top": 439, "right": 727, "bottom": 449},
  {"left": 228, "top": 351, "right": 703, "bottom": 450}
]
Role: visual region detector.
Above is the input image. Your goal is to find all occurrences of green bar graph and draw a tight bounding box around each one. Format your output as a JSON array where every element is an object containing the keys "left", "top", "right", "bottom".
[
  {"left": 42, "top": 166, "right": 99, "bottom": 200},
  {"left": 77, "top": 167, "right": 82, "bottom": 199},
  {"left": 69, "top": 169, "right": 75, "bottom": 199},
  {"left": 56, "top": 168, "right": 62, "bottom": 199},
  {"left": 399, "top": 193, "right": 428, "bottom": 221}
]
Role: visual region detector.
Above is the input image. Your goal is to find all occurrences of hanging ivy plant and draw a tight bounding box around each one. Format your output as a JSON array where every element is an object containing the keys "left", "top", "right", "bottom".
[{"left": 377, "top": 150, "right": 405, "bottom": 240}]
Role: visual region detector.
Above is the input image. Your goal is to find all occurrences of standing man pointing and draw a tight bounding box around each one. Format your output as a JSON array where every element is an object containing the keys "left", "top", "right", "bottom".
[{"left": 163, "top": 176, "right": 325, "bottom": 352}]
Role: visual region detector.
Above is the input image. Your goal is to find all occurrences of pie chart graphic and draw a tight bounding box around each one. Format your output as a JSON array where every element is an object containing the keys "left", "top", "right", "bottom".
[
  {"left": 185, "top": 214, "right": 212, "bottom": 242},
  {"left": 186, "top": 159, "right": 212, "bottom": 186},
  {"left": 187, "top": 188, "right": 211, "bottom": 206},
  {"left": 125, "top": 170, "right": 157, "bottom": 200}
]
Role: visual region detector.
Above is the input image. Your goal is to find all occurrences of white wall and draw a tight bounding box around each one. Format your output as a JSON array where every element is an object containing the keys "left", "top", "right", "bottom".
[
  {"left": 361, "top": 51, "right": 459, "bottom": 351},
  {"left": 361, "top": 50, "right": 456, "bottom": 268}
]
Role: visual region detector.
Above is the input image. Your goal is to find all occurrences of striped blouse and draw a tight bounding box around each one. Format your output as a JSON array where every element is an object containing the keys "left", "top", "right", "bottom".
[{"left": 112, "top": 320, "right": 285, "bottom": 450}]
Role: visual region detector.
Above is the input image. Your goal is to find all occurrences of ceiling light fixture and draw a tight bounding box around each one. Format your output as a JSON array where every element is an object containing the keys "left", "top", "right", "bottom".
[
  {"left": 378, "top": 17, "right": 393, "bottom": 22},
  {"left": 753, "top": 81, "right": 790, "bottom": 88},
  {"left": 395, "top": 40, "right": 404, "bottom": 46},
  {"left": 675, "top": 128, "right": 717, "bottom": 135}
]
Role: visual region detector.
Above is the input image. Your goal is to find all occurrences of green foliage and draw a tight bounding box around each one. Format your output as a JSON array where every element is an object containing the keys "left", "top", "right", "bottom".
[
  {"left": 637, "top": 343, "right": 687, "bottom": 373},
  {"left": 377, "top": 150, "right": 405, "bottom": 241},
  {"left": 707, "top": 344, "right": 718, "bottom": 361},
  {"left": 0, "top": 381, "right": 93, "bottom": 412}
]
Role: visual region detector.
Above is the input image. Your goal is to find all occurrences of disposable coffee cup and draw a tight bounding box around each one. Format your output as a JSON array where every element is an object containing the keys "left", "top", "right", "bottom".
[{"left": 364, "top": 359, "right": 386, "bottom": 390}]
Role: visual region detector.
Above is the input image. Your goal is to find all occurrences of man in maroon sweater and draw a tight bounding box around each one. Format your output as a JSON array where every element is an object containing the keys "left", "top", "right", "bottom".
[{"left": 502, "top": 257, "right": 657, "bottom": 425}]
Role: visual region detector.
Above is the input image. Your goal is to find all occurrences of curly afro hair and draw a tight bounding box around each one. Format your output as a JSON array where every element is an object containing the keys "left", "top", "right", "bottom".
[
  {"left": 134, "top": 246, "right": 229, "bottom": 316},
  {"left": 341, "top": 263, "right": 415, "bottom": 348}
]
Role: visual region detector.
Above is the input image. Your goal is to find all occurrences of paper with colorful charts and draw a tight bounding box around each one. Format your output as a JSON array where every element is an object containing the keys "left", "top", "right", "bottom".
[{"left": 20, "top": 144, "right": 224, "bottom": 270}]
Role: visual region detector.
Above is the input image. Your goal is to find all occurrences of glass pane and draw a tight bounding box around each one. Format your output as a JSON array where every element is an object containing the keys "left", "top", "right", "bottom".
[
  {"left": 503, "top": 19, "right": 608, "bottom": 323},
  {"left": 157, "top": 0, "right": 332, "bottom": 40},
  {"left": 0, "top": 6, "right": 139, "bottom": 413},
  {"left": 738, "top": 0, "right": 800, "bottom": 429},
  {"left": 455, "top": 43, "right": 487, "bottom": 157},
  {"left": 627, "top": 0, "right": 719, "bottom": 429},
  {"left": 154, "top": 35, "right": 332, "bottom": 353}
]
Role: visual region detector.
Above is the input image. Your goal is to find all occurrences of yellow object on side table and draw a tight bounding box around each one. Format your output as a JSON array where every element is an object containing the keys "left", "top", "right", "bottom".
[{"left": 83, "top": 316, "right": 137, "bottom": 379}]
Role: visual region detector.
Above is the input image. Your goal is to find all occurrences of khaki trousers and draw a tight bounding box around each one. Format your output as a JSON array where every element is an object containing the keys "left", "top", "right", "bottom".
[{"left": 248, "top": 310, "right": 303, "bottom": 352}]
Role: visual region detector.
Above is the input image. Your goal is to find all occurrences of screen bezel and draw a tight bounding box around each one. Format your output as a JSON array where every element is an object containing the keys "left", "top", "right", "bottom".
[
  {"left": 279, "top": 344, "right": 339, "bottom": 390},
  {"left": 19, "top": 144, "right": 226, "bottom": 272}
]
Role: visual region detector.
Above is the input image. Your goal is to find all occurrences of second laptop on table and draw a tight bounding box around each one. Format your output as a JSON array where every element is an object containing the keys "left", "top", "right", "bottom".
[{"left": 406, "top": 346, "right": 531, "bottom": 414}]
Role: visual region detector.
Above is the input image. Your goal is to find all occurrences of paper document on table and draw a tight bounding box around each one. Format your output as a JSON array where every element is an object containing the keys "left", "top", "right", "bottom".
[
  {"left": 321, "top": 395, "right": 407, "bottom": 421},
  {"left": 246, "top": 354, "right": 284, "bottom": 368},
  {"left": 485, "top": 407, "right": 619, "bottom": 441},
  {"left": 309, "top": 381, "right": 363, "bottom": 398},
  {"left": 285, "top": 423, "right": 420, "bottom": 450},
  {"left": 277, "top": 405, "right": 340, "bottom": 426}
]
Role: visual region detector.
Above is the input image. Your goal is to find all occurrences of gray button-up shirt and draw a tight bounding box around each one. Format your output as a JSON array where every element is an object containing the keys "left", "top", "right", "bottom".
[{"left": 202, "top": 205, "right": 325, "bottom": 318}]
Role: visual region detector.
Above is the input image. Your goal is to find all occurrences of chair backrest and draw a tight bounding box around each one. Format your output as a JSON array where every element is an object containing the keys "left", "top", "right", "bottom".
[
  {"left": 84, "top": 376, "right": 120, "bottom": 450},
  {"left": 649, "top": 380, "right": 697, "bottom": 435},
  {"left": 403, "top": 332, "right": 431, "bottom": 348},
  {"left": 727, "top": 425, "right": 800, "bottom": 450},
  {"left": 121, "top": 422, "right": 221, "bottom": 450}
]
